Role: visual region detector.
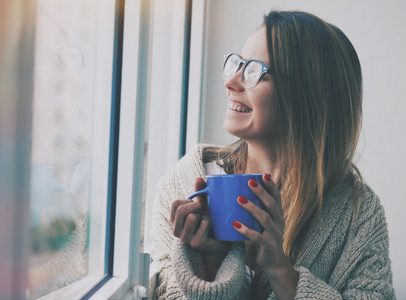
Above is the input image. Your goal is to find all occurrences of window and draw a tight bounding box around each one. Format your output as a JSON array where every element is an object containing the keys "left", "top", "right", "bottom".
[
  {"left": 29, "top": 0, "right": 116, "bottom": 298},
  {"left": 0, "top": 0, "right": 202, "bottom": 298}
]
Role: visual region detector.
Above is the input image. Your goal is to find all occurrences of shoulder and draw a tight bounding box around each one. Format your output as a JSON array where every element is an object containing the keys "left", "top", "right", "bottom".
[
  {"left": 325, "top": 170, "right": 385, "bottom": 217},
  {"left": 328, "top": 171, "right": 388, "bottom": 240},
  {"left": 156, "top": 143, "right": 223, "bottom": 199},
  {"left": 318, "top": 170, "right": 389, "bottom": 248},
  {"left": 174, "top": 143, "right": 222, "bottom": 175},
  {"left": 352, "top": 176, "right": 387, "bottom": 235}
]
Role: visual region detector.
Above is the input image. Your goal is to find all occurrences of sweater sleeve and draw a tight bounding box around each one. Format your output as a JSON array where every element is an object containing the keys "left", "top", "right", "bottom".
[
  {"left": 171, "top": 239, "right": 246, "bottom": 300},
  {"left": 150, "top": 144, "right": 247, "bottom": 299},
  {"left": 150, "top": 175, "right": 183, "bottom": 300},
  {"left": 269, "top": 189, "right": 395, "bottom": 300},
  {"left": 336, "top": 191, "right": 395, "bottom": 299},
  {"left": 292, "top": 221, "right": 394, "bottom": 299}
]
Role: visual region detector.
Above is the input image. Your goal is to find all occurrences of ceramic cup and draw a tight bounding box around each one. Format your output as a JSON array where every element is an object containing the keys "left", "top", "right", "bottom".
[{"left": 187, "top": 174, "right": 265, "bottom": 241}]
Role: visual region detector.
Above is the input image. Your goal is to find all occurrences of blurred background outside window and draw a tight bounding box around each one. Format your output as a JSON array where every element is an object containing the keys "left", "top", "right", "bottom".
[{"left": 28, "top": 0, "right": 115, "bottom": 298}]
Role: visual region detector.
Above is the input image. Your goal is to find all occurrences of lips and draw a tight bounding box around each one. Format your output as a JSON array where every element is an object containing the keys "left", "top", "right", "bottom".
[{"left": 228, "top": 101, "right": 252, "bottom": 113}]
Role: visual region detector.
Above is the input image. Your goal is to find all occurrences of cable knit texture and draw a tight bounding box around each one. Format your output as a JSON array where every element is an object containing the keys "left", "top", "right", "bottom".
[{"left": 151, "top": 144, "right": 395, "bottom": 299}]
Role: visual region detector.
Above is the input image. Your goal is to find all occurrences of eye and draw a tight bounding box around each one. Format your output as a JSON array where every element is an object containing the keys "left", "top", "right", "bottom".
[
  {"left": 229, "top": 55, "right": 240, "bottom": 66},
  {"left": 243, "top": 61, "right": 263, "bottom": 87},
  {"left": 223, "top": 54, "right": 241, "bottom": 79}
]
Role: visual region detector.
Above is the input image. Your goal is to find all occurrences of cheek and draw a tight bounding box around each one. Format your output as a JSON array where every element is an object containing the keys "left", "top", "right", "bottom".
[
  {"left": 257, "top": 105, "right": 274, "bottom": 129},
  {"left": 251, "top": 87, "right": 275, "bottom": 128},
  {"left": 250, "top": 86, "right": 273, "bottom": 112}
]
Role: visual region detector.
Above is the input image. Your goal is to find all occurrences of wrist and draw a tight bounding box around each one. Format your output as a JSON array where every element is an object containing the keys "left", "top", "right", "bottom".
[
  {"left": 203, "top": 246, "right": 229, "bottom": 264},
  {"left": 264, "top": 264, "right": 298, "bottom": 300},
  {"left": 202, "top": 243, "right": 230, "bottom": 281}
]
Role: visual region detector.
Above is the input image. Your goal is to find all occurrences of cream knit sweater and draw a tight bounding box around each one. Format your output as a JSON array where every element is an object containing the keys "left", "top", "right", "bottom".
[{"left": 151, "top": 144, "right": 395, "bottom": 299}]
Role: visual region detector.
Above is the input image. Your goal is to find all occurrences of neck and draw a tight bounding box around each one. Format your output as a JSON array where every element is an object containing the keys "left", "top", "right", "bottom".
[{"left": 245, "top": 141, "right": 281, "bottom": 181}]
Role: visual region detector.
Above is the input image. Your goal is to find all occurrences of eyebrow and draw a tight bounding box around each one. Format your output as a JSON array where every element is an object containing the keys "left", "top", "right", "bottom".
[{"left": 239, "top": 53, "right": 270, "bottom": 68}]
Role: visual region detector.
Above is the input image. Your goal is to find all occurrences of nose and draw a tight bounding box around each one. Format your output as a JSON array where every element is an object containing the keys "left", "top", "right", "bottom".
[{"left": 224, "top": 68, "right": 245, "bottom": 92}]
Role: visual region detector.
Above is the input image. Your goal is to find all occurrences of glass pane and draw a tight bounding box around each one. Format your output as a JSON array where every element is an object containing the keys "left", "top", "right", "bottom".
[{"left": 28, "top": 0, "right": 115, "bottom": 298}]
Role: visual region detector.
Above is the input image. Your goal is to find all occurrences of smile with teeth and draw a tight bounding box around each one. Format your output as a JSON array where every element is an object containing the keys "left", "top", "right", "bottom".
[{"left": 228, "top": 102, "right": 252, "bottom": 113}]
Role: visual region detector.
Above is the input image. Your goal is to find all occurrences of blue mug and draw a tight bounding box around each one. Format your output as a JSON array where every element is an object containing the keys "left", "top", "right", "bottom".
[{"left": 187, "top": 174, "right": 265, "bottom": 241}]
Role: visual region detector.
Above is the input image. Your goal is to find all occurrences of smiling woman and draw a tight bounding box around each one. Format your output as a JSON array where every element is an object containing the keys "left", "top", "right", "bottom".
[
  {"left": 202, "top": 2, "right": 406, "bottom": 297},
  {"left": 150, "top": 10, "right": 395, "bottom": 300}
]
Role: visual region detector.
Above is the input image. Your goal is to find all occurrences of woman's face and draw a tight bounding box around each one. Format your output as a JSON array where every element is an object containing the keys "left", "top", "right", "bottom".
[{"left": 223, "top": 27, "right": 275, "bottom": 144}]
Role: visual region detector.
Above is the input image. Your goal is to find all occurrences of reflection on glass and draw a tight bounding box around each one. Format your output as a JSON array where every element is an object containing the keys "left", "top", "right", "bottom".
[
  {"left": 34, "top": 46, "right": 85, "bottom": 77},
  {"left": 28, "top": 0, "right": 112, "bottom": 297}
]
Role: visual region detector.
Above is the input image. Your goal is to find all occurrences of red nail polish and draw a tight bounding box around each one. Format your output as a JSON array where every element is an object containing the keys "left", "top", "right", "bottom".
[
  {"left": 237, "top": 196, "right": 248, "bottom": 204},
  {"left": 249, "top": 178, "right": 258, "bottom": 187},
  {"left": 264, "top": 173, "right": 271, "bottom": 181},
  {"left": 233, "top": 221, "right": 242, "bottom": 229}
]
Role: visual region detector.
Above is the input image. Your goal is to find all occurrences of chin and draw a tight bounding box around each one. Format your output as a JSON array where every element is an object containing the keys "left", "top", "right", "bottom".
[
  {"left": 223, "top": 120, "right": 234, "bottom": 135},
  {"left": 223, "top": 121, "right": 245, "bottom": 139}
]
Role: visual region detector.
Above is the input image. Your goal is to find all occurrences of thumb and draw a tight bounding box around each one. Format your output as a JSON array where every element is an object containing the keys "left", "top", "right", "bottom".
[
  {"left": 194, "top": 178, "right": 208, "bottom": 209},
  {"left": 195, "top": 177, "right": 206, "bottom": 191}
]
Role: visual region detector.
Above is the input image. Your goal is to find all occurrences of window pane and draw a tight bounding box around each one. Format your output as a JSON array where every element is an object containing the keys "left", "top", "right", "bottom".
[{"left": 28, "top": 0, "right": 115, "bottom": 298}]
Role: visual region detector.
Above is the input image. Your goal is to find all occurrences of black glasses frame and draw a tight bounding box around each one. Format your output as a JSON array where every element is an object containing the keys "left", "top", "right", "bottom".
[{"left": 222, "top": 52, "right": 270, "bottom": 88}]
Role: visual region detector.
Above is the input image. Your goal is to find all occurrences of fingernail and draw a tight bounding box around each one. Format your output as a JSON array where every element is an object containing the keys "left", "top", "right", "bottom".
[
  {"left": 237, "top": 196, "right": 248, "bottom": 204},
  {"left": 264, "top": 173, "right": 271, "bottom": 181},
  {"left": 233, "top": 221, "right": 242, "bottom": 229},
  {"left": 249, "top": 178, "right": 258, "bottom": 187}
]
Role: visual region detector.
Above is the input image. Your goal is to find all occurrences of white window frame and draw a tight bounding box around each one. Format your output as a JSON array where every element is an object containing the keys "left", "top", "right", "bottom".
[
  {"left": 0, "top": 0, "right": 208, "bottom": 298},
  {"left": 186, "top": 0, "right": 207, "bottom": 153},
  {"left": 84, "top": 0, "right": 153, "bottom": 297},
  {"left": 143, "top": 0, "right": 208, "bottom": 258}
]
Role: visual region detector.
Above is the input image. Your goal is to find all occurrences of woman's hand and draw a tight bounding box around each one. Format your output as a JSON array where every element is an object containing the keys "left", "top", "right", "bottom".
[
  {"left": 170, "top": 178, "right": 230, "bottom": 281},
  {"left": 233, "top": 174, "right": 298, "bottom": 300}
]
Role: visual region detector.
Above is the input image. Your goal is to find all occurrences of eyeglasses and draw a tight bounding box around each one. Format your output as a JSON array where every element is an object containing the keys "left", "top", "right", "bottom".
[{"left": 222, "top": 52, "right": 270, "bottom": 88}]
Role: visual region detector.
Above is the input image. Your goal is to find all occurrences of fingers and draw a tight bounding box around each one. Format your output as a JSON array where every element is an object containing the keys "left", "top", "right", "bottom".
[
  {"left": 194, "top": 178, "right": 207, "bottom": 206},
  {"left": 171, "top": 200, "right": 205, "bottom": 235},
  {"left": 170, "top": 178, "right": 220, "bottom": 251},
  {"left": 232, "top": 220, "right": 264, "bottom": 246},
  {"left": 195, "top": 177, "right": 206, "bottom": 192},
  {"left": 170, "top": 178, "right": 207, "bottom": 223},
  {"left": 247, "top": 177, "right": 284, "bottom": 226},
  {"left": 170, "top": 199, "right": 194, "bottom": 224},
  {"left": 262, "top": 174, "right": 282, "bottom": 213},
  {"left": 232, "top": 220, "right": 280, "bottom": 250},
  {"left": 237, "top": 196, "right": 281, "bottom": 237},
  {"left": 188, "top": 215, "right": 211, "bottom": 249},
  {"left": 179, "top": 212, "right": 203, "bottom": 242},
  {"left": 171, "top": 178, "right": 208, "bottom": 237}
]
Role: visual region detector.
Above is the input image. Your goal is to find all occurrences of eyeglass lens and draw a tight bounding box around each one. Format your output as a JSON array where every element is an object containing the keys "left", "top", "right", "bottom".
[
  {"left": 223, "top": 54, "right": 263, "bottom": 87},
  {"left": 242, "top": 61, "right": 263, "bottom": 87},
  {"left": 223, "top": 54, "right": 241, "bottom": 79}
]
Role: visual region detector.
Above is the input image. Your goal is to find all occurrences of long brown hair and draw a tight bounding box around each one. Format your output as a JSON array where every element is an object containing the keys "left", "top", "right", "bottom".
[{"left": 204, "top": 10, "right": 363, "bottom": 298}]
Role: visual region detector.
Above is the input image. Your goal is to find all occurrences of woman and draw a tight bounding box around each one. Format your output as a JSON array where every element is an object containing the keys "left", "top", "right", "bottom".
[{"left": 151, "top": 11, "right": 395, "bottom": 299}]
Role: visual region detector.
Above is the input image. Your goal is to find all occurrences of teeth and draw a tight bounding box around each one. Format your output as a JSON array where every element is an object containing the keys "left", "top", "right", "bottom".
[{"left": 229, "top": 102, "right": 251, "bottom": 113}]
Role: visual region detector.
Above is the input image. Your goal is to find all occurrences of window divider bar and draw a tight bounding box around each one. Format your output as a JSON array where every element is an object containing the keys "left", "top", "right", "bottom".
[
  {"left": 186, "top": 0, "right": 207, "bottom": 152},
  {"left": 179, "top": 0, "right": 193, "bottom": 159},
  {"left": 103, "top": 0, "right": 126, "bottom": 278},
  {"left": 129, "top": 0, "right": 152, "bottom": 288}
]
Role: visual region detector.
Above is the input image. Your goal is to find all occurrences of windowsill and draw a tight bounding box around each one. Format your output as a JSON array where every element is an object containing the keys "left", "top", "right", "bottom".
[
  {"left": 89, "top": 276, "right": 129, "bottom": 299},
  {"left": 37, "top": 275, "right": 104, "bottom": 300},
  {"left": 36, "top": 275, "right": 129, "bottom": 300}
]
